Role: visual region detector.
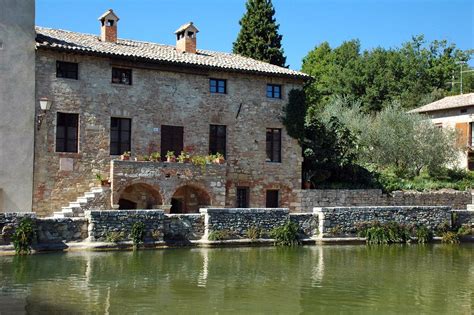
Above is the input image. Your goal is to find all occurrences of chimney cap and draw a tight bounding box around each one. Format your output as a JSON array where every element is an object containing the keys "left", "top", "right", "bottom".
[
  {"left": 174, "top": 22, "right": 199, "bottom": 34},
  {"left": 98, "top": 9, "right": 120, "bottom": 22}
]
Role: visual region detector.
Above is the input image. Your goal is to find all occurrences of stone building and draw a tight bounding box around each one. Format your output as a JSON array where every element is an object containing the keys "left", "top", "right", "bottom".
[
  {"left": 1, "top": 7, "right": 309, "bottom": 216},
  {"left": 409, "top": 93, "right": 474, "bottom": 170}
]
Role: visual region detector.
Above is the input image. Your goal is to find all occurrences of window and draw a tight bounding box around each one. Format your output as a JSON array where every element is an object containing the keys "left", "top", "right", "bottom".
[
  {"left": 161, "top": 125, "right": 184, "bottom": 160},
  {"left": 468, "top": 152, "right": 474, "bottom": 170},
  {"left": 266, "top": 190, "right": 279, "bottom": 208},
  {"left": 56, "top": 112, "right": 79, "bottom": 153},
  {"left": 236, "top": 187, "right": 249, "bottom": 208},
  {"left": 56, "top": 61, "right": 78, "bottom": 80},
  {"left": 110, "top": 118, "right": 131, "bottom": 155},
  {"left": 210, "top": 78, "right": 226, "bottom": 94},
  {"left": 112, "top": 67, "right": 132, "bottom": 85},
  {"left": 209, "top": 125, "right": 227, "bottom": 157},
  {"left": 266, "top": 84, "right": 282, "bottom": 99},
  {"left": 266, "top": 128, "right": 281, "bottom": 162}
]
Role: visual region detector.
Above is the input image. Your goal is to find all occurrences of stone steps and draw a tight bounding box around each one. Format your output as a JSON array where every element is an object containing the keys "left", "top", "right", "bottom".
[{"left": 53, "top": 186, "right": 106, "bottom": 218}]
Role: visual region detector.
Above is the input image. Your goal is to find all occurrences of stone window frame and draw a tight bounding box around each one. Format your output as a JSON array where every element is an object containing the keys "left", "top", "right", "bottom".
[
  {"left": 236, "top": 187, "right": 250, "bottom": 208},
  {"left": 112, "top": 67, "right": 132, "bottom": 85},
  {"left": 56, "top": 61, "right": 79, "bottom": 80},
  {"left": 110, "top": 117, "right": 132, "bottom": 156},
  {"left": 55, "top": 111, "right": 80, "bottom": 153},
  {"left": 209, "top": 124, "right": 227, "bottom": 157},
  {"left": 209, "top": 78, "right": 227, "bottom": 94},
  {"left": 265, "top": 128, "right": 282, "bottom": 163},
  {"left": 266, "top": 84, "right": 282, "bottom": 99},
  {"left": 265, "top": 189, "right": 279, "bottom": 208}
]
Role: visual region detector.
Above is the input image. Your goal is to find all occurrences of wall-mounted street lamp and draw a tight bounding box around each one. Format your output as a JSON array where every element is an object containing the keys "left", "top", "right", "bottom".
[{"left": 37, "top": 97, "right": 52, "bottom": 130}]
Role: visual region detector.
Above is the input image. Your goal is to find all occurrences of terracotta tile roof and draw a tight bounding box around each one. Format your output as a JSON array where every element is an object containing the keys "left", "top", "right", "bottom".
[
  {"left": 35, "top": 26, "right": 309, "bottom": 79},
  {"left": 409, "top": 93, "right": 474, "bottom": 113}
]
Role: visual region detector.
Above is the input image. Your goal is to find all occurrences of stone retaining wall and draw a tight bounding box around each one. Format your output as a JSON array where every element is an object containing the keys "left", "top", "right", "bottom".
[
  {"left": 290, "top": 213, "right": 319, "bottom": 239},
  {"left": 36, "top": 218, "right": 88, "bottom": 243},
  {"left": 85, "top": 210, "right": 165, "bottom": 242},
  {"left": 294, "top": 189, "right": 471, "bottom": 212},
  {"left": 0, "top": 212, "right": 36, "bottom": 245},
  {"left": 452, "top": 210, "right": 474, "bottom": 227},
  {"left": 315, "top": 206, "right": 452, "bottom": 237},
  {"left": 200, "top": 208, "right": 290, "bottom": 239},
  {"left": 163, "top": 214, "right": 204, "bottom": 241}
]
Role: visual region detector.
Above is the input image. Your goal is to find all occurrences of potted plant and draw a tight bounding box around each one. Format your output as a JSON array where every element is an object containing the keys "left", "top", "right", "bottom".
[
  {"left": 120, "top": 151, "right": 131, "bottom": 161},
  {"left": 150, "top": 152, "right": 161, "bottom": 162},
  {"left": 95, "top": 173, "right": 109, "bottom": 186},
  {"left": 166, "top": 151, "right": 176, "bottom": 163},
  {"left": 213, "top": 152, "right": 225, "bottom": 164},
  {"left": 177, "top": 151, "right": 191, "bottom": 163},
  {"left": 303, "top": 171, "right": 314, "bottom": 189}
]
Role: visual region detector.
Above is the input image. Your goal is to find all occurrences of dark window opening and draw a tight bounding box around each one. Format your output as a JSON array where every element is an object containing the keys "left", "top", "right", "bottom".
[
  {"left": 187, "top": 31, "right": 194, "bottom": 38},
  {"left": 112, "top": 67, "right": 132, "bottom": 85},
  {"left": 161, "top": 125, "right": 184, "bottom": 160},
  {"left": 56, "top": 61, "right": 78, "bottom": 80},
  {"left": 209, "top": 125, "right": 226, "bottom": 157},
  {"left": 56, "top": 112, "right": 79, "bottom": 153},
  {"left": 106, "top": 20, "right": 114, "bottom": 27},
  {"left": 266, "top": 128, "right": 281, "bottom": 162},
  {"left": 210, "top": 78, "right": 226, "bottom": 94},
  {"left": 470, "top": 122, "right": 474, "bottom": 147},
  {"left": 110, "top": 117, "right": 131, "bottom": 155},
  {"left": 266, "top": 84, "right": 282, "bottom": 99},
  {"left": 461, "top": 108, "right": 467, "bottom": 113},
  {"left": 266, "top": 190, "right": 279, "bottom": 208},
  {"left": 236, "top": 187, "right": 249, "bottom": 208}
]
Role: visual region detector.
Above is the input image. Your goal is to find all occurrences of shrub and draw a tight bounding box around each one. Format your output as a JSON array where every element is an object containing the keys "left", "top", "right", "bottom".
[
  {"left": 12, "top": 218, "right": 36, "bottom": 255},
  {"left": 151, "top": 229, "right": 162, "bottom": 241},
  {"left": 457, "top": 224, "right": 472, "bottom": 237},
  {"left": 130, "top": 222, "right": 145, "bottom": 248},
  {"left": 270, "top": 221, "right": 300, "bottom": 246},
  {"left": 356, "top": 221, "right": 412, "bottom": 244},
  {"left": 441, "top": 231, "right": 460, "bottom": 244},
  {"left": 208, "top": 230, "right": 231, "bottom": 241},
  {"left": 415, "top": 226, "right": 433, "bottom": 244},
  {"left": 245, "top": 226, "right": 261, "bottom": 240},
  {"left": 105, "top": 231, "right": 124, "bottom": 243}
]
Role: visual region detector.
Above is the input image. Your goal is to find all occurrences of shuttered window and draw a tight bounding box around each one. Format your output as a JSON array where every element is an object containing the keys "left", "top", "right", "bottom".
[
  {"left": 455, "top": 122, "right": 469, "bottom": 148},
  {"left": 110, "top": 118, "right": 131, "bottom": 155},
  {"left": 56, "top": 61, "right": 78, "bottom": 80},
  {"left": 236, "top": 187, "right": 249, "bottom": 208},
  {"left": 56, "top": 112, "right": 79, "bottom": 153},
  {"left": 209, "top": 125, "right": 226, "bottom": 157},
  {"left": 266, "top": 128, "right": 281, "bottom": 162},
  {"left": 161, "top": 125, "right": 184, "bottom": 160},
  {"left": 266, "top": 190, "right": 279, "bottom": 208}
]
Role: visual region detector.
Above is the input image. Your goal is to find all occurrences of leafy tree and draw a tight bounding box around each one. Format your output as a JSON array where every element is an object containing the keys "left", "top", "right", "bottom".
[
  {"left": 233, "top": 0, "right": 286, "bottom": 67},
  {"left": 281, "top": 89, "right": 306, "bottom": 143},
  {"left": 301, "top": 35, "right": 472, "bottom": 112}
]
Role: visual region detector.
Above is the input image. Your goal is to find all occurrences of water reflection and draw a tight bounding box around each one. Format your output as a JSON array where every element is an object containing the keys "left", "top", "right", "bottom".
[{"left": 0, "top": 244, "right": 472, "bottom": 314}]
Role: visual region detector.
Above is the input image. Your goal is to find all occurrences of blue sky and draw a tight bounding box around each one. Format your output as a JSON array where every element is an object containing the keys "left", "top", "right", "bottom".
[{"left": 37, "top": 0, "right": 473, "bottom": 69}]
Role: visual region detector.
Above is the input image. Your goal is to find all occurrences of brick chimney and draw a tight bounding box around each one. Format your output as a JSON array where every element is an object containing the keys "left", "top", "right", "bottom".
[
  {"left": 174, "top": 22, "right": 199, "bottom": 53},
  {"left": 98, "top": 9, "right": 119, "bottom": 43}
]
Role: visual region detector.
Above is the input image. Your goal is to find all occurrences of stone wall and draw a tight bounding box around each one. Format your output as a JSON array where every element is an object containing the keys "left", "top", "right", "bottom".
[
  {"left": 85, "top": 210, "right": 165, "bottom": 242},
  {"left": 0, "top": 212, "right": 36, "bottom": 245},
  {"left": 200, "top": 208, "right": 290, "bottom": 239},
  {"left": 163, "top": 214, "right": 204, "bottom": 241},
  {"left": 315, "top": 206, "right": 452, "bottom": 237},
  {"left": 452, "top": 210, "right": 474, "bottom": 227},
  {"left": 294, "top": 189, "right": 471, "bottom": 212},
  {"left": 111, "top": 160, "right": 226, "bottom": 210},
  {"left": 36, "top": 218, "right": 88, "bottom": 243},
  {"left": 289, "top": 213, "right": 319, "bottom": 239},
  {"left": 33, "top": 50, "right": 303, "bottom": 216}
]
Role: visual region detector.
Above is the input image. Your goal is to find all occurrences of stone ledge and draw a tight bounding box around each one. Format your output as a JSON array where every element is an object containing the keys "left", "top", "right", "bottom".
[{"left": 200, "top": 208, "right": 289, "bottom": 214}]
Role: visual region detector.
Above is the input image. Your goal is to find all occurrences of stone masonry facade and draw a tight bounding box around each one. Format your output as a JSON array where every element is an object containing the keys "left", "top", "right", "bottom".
[{"left": 33, "top": 49, "right": 303, "bottom": 216}]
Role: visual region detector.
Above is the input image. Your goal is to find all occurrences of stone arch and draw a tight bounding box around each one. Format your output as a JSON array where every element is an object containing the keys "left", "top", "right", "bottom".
[
  {"left": 170, "top": 183, "right": 212, "bottom": 214},
  {"left": 116, "top": 182, "right": 163, "bottom": 210}
]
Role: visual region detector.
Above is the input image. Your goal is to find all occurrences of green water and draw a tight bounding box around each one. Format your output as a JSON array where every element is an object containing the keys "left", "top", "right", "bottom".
[{"left": 0, "top": 244, "right": 472, "bottom": 314}]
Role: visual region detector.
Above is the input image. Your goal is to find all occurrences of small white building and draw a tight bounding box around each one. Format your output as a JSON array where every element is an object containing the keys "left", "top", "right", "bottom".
[{"left": 409, "top": 93, "right": 474, "bottom": 170}]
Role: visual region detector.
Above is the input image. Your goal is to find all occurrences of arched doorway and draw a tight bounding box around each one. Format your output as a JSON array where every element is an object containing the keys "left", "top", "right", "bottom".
[
  {"left": 118, "top": 183, "right": 162, "bottom": 210},
  {"left": 170, "top": 185, "right": 211, "bottom": 213}
]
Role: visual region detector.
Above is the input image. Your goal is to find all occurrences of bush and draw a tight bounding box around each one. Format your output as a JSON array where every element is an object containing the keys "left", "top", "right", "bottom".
[
  {"left": 356, "top": 221, "right": 412, "bottom": 244},
  {"left": 208, "top": 230, "right": 232, "bottom": 241},
  {"left": 441, "top": 231, "right": 460, "bottom": 244},
  {"left": 415, "top": 226, "right": 433, "bottom": 244},
  {"left": 105, "top": 231, "right": 124, "bottom": 243},
  {"left": 130, "top": 222, "right": 145, "bottom": 248},
  {"left": 12, "top": 218, "right": 36, "bottom": 255},
  {"left": 270, "top": 221, "right": 300, "bottom": 246},
  {"left": 245, "top": 227, "right": 261, "bottom": 240}
]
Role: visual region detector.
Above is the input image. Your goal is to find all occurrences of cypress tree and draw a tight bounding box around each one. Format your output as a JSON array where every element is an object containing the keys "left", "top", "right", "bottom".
[{"left": 233, "top": 0, "right": 287, "bottom": 67}]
